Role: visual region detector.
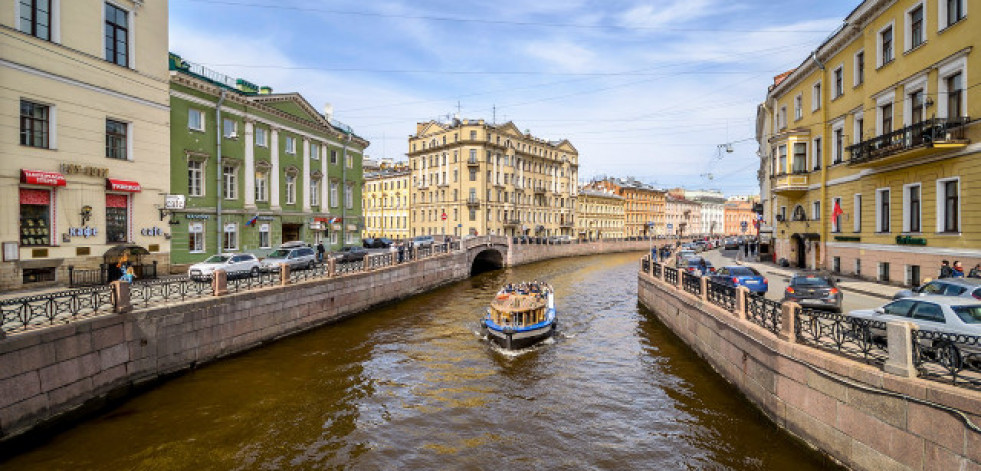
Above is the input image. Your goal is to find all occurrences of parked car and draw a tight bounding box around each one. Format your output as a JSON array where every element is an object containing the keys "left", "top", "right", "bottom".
[
  {"left": 723, "top": 238, "right": 740, "bottom": 250},
  {"left": 680, "top": 257, "right": 715, "bottom": 276},
  {"left": 555, "top": 235, "right": 572, "bottom": 244},
  {"left": 331, "top": 246, "right": 368, "bottom": 263},
  {"left": 411, "top": 235, "right": 435, "bottom": 248},
  {"left": 893, "top": 278, "right": 981, "bottom": 301},
  {"left": 712, "top": 266, "right": 768, "bottom": 294},
  {"left": 363, "top": 237, "right": 395, "bottom": 249},
  {"left": 783, "top": 273, "right": 843, "bottom": 312},
  {"left": 847, "top": 296, "right": 981, "bottom": 369},
  {"left": 694, "top": 241, "right": 710, "bottom": 252},
  {"left": 188, "top": 253, "right": 261, "bottom": 280},
  {"left": 260, "top": 245, "right": 317, "bottom": 272}
]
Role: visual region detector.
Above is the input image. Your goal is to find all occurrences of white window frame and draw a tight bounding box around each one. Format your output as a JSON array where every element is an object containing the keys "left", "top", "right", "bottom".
[
  {"left": 188, "top": 108, "right": 205, "bottom": 132},
  {"left": 255, "top": 127, "right": 267, "bottom": 147},
  {"left": 330, "top": 182, "right": 339, "bottom": 208},
  {"left": 255, "top": 170, "right": 268, "bottom": 202},
  {"left": 285, "top": 174, "right": 296, "bottom": 205},
  {"left": 831, "top": 119, "right": 845, "bottom": 164},
  {"left": 854, "top": 194, "right": 862, "bottom": 233},
  {"left": 259, "top": 224, "right": 270, "bottom": 249},
  {"left": 853, "top": 50, "right": 865, "bottom": 87},
  {"left": 851, "top": 111, "right": 864, "bottom": 146},
  {"left": 938, "top": 0, "right": 967, "bottom": 31},
  {"left": 811, "top": 136, "right": 822, "bottom": 170},
  {"left": 937, "top": 56, "right": 968, "bottom": 119},
  {"left": 903, "top": 75, "right": 929, "bottom": 125},
  {"left": 345, "top": 184, "right": 353, "bottom": 209},
  {"left": 310, "top": 142, "right": 320, "bottom": 160},
  {"left": 876, "top": 188, "right": 891, "bottom": 233},
  {"left": 310, "top": 178, "right": 321, "bottom": 206},
  {"left": 102, "top": 1, "right": 135, "bottom": 69},
  {"left": 936, "top": 177, "right": 961, "bottom": 233},
  {"left": 831, "top": 197, "right": 842, "bottom": 232},
  {"left": 223, "top": 223, "right": 238, "bottom": 251},
  {"left": 105, "top": 118, "right": 132, "bottom": 161},
  {"left": 794, "top": 94, "right": 803, "bottom": 120},
  {"left": 902, "top": 183, "right": 922, "bottom": 233},
  {"left": 189, "top": 222, "right": 205, "bottom": 253},
  {"left": 346, "top": 153, "right": 353, "bottom": 169},
  {"left": 778, "top": 106, "right": 787, "bottom": 130},
  {"left": 222, "top": 164, "right": 237, "bottom": 200},
  {"left": 811, "top": 81, "right": 822, "bottom": 111},
  {"left": 812, "top": 200, "right": 821, "bottom": 221},
  {"left": 875, "top": 92, "right": 896, "bottom": 135},
  {"left": 285, "top": 136, "right": 296, "bottom": 154},
  {"left": 877, "top": 22, "right": 895, "bottom": 67},
  {"left": 832, "top": 65, "right": 844, "bottom": 99},
  {"left": 222, "top": 118, "right": 237, "bottom": 138},
  {"left": 905, "top": 2, "right": 927, "bottom": 52},
  {"left": 188, "top": 160, "right": 204, "bottom": 197}
]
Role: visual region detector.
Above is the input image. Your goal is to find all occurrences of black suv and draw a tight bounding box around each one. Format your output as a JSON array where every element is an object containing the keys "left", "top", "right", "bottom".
[{"left": 783, "top": 273, "right": 843, "bottom": 312}]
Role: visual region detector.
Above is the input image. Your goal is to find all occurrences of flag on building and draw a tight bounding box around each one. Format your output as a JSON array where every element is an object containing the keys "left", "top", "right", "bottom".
[
  {"left": 831, "top": 200, "right": 844, "bottom": 231},
  {"left": 246, "top": 215, "right": 258, "bottom": 227}
]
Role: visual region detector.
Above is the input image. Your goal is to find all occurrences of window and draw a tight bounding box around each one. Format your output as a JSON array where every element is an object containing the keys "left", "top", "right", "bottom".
[
  {"left": 310, "top": 179, "right": 320, "bottom": 206},
  {"left": 330, "top": 182, "right": 339, "bottom": 207},
  {"left": 941, "top": 0, "right": 965, "bottom": 29},
  {"left": 255, "top": 127, "right": 267, "bottom": 146},
  {"left": 255, "top": 169, "right": 268, "bottom": 201},
  {"left": 188, "top": 222, "right": 205, "bottom": 253},
  {"left": 854, "top": 194, "right": 862, "bottom": 232},
  {"left": 812, "top": 137, "right": 822, "bottom": 170},
  {"left": 346, "top": 153, "right": 353, "bottom": 168},
  {"left": 223, "top": 118, "right": 237, "bottom": 138},
  {"left": 910, "top": 90, "right": 925, "bottom": 124},
  {"left": 833, "top": 127, "right": 843, "bottom": 164},
  {"left": 19, "top": 0, "right": 51, "bottom": 40},
  {"left": 879, "top": 262, "right": 891, "bottom": 283},
  {"left": 188, "top": 160, "right": 204, "bottom": 197},
  {"left": 855, "top": 258, "right": 862, "bottom": 277},
  {"left": 106, "top": 194, "right": 128, "bottom": 243},
  {"left": 853, "top": 112, "right": 864, "bottom": 144},
  {"left": 833, "top": 257, "right": 841, "bottom": 273},
  {"left": 20, "top": 100, "right": 49, "bottom": 148},
  {"left": 778, "top": 206, "right": 786, "bottom": 222},
  {"left": 792, "top": 143, "right": 806, "bottom": 173},
  {"left": 812, "top": 82, "right": 821, "bottom": 111},
  {"left": 794, "top": 95, "right": 802, "bottom": 120},
  {"left": 285, "top": 174, "right": 296, "bottom": 205},
  {"left": 19, "top": 189, "right": 51, "bottom": 247},
  {"left": 310, "top": 142, "right": 320, "bottom": 160},
  {"left": 876, "top": 188, "right": 891, "bottom": 233},
  {"left": 946, "top": 72, "right": 963, "bottom": 118},
  {"left": 879, "top": 25, "right": 894, "bottom": 66},
  {"left": 854, "top": 50, "right": 865, "bottom": 86},
  {"left": 106, "top": 119, "right": 128, "bottom": 160},
  {"left": 188, "top": 109, "right": 204, "bottom": 131},
  {"left": 777, "top": 145, "right": 787, "bottom": 174},
  {"left": 833, "top": 66, "right": 843, "bottom": 98},
  {"left": 104, "top": 2, "right": 129, "bottom": 67},
  {"left": 831, "top": 197, "right": 842, "bottom": 232},
  {"left": 938, "top": 178, "right": 959, "bottom": 233},
  {"left": 812, "top": 201, "right": 821, "bottom": 221},
  {"left": 907, "top": 265, "right": 921, "bottom": 287},
  {"left": 470, "top": 130, "right": 477, "bottom": 140},
  {"left": 903, "top": 184, "right": 921, "bottom": 232},
  {"left": 880, "top": 103, "right": 893, "bottom": 134},
  {"left": 330, "top": 150, "right": 338, "bottom": 164},
  {"left": 778, "top": 106, "right": 787, "bottom": 129},
  {"left": 285, "top": 136, "right": 296, "bottom": 154},
  {"left": 223, "top": 223, "right": 237, "bottom": 251},
  {"left": 222, "top": 165, "right": 237, "bottom": 199},
  {"left": 908, "top": 4, "right": 924, "bottom": 50},
  {"left": 259, "top": 224, "right": 270, "bottom": 249}
]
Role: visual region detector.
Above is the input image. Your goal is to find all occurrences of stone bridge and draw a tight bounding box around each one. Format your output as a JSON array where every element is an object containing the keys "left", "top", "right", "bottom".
[{"left": 461, "top": 235, "right": 655, "bottom": 275}]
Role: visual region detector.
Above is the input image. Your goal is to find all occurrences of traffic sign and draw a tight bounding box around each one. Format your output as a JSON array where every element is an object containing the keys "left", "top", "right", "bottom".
[
  {"left": 740, "top": 221, "right": 748, "bottom": 229},
  {"left": 666, "top": 223, "right": 674, "bottom": 230},
  {"left": 441, "top": 212, "right": 447, "bottom": 221}
]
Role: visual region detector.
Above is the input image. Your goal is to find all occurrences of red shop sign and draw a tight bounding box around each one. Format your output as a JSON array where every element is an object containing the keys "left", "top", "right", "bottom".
[
  {"left": 106, "top": 194, "right": 128, "bottom": 208},
  {"left": 21, "top": 169, "right": 66, "bottom": 187},
  {"left": 20, "top": 188, "right": 50, "bottom": 205},
  {"left": 106, "top": 179, "right": 142, "bottom": 192}
]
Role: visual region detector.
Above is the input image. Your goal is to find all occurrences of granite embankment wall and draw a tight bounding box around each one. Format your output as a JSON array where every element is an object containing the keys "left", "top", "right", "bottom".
[
  {"left": 638, "top": 270, "right": 981, "bottom": 471},
  {"left": 508, "top": 239, "right": 653, "bottom": 266},
  {"left": 0, "top": 252, "right": 470, "bottom": 440}
]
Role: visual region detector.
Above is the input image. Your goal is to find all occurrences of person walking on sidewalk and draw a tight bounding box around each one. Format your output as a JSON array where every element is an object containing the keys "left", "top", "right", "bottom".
[
  {"left": 969, "top": 264, "right": 981, "bottom": 278},
  {"left": 939, "top": 260, "right": 953, "bottom": 279},
  {"left": 953, "top": 261, "right": 966, "bottom": 278}
]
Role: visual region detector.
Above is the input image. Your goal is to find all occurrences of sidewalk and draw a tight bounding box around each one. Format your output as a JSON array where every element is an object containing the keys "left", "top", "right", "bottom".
[{"left": 732, "top": 256, "right": 898, "bottom": 300}]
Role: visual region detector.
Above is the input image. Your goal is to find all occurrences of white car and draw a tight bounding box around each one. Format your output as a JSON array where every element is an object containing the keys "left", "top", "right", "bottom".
[
  {"left": 847, "top": 296, "right": 981, "bottom": 368},
  {"left": 260, "top": 246, "right": 317, "bottom": 272},
  {"left": 188, "top": 253, "right": 261, "bottom": 280},
  {"left": 411, "top": 235, "right": 435, "bottom": 248}
]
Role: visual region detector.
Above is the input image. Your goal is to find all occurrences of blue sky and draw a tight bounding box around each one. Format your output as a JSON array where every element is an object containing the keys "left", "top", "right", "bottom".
[{"left": 170, "top": 0, "right": 859, "bottom": 196}]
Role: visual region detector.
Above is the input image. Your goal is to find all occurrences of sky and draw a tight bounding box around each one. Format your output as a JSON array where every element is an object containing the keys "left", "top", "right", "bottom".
[{"left": 170, "top": 0, "right": 860, "bottom": 197}]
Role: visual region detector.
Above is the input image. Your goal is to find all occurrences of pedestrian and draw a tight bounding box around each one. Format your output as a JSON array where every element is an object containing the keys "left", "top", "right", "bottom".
[
  {"left": 970, "top": 264, "right": 981, "bottom": 278},
  {"left": 316, "top": 242, "right": 325, "bottom": 263},
  {"left": 953, "top": 261, "right": 965, "bottom": 278},
  {"left": 743, "top": 242, "right": 749, "bottom": 258},
  {"left": 939, "top": 260, "right": 953, "bottom": 278},
  {"left": 397, "top": 243, "right": 405, "bottom": 263},
  {"left": 698, "top": 258, "right": 707, "bottom": 275}
]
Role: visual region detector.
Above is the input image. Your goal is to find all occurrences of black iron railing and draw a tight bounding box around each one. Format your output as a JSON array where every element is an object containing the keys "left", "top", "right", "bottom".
[
  {"left": 911, "top": 329, "right": 981, "bottom": 388},
  {"left": 653, "top": 262, "right": 662, "bottom": 278},
  {"left": 226, "top": 270, "right": 281, "bottom": 293},
  {"left": 642, "top": 258, "right": 650, "bottom": 274},
  {"left": 796, "top": 308, "right": 888, "bottom": 364},
  {"left": 706, "top": 279, "right": 737, "bottom": 312},
  {"left": 664, "top": 266, "right": 679, "bottom": 285},
  {"left": 1, "top": 287, "right": 115, "bottom": 333},
  {"left": 336, "top": 260, "right": 364, "bottom": 274},
  {"left": 847, "top": 117, "right": 970, "bottom": 164},
  {"left": 129, "top": 277, "right": 213, "bottom": 308},
  {"left": 682, "top": 272, "right": 701, "bottom": 296},
  {"left": 744, "top": 291, "right": 781, "bottom": 334}
]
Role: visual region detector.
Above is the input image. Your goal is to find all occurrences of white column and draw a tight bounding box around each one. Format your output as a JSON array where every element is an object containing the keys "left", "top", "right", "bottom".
[
  {"left": 320, "top": 145, "right": 328, "bottom": 212},
  {"left": 270, "top": 128, "right": 281, "bottom": 209},
  {"left": 244, "top": 121, "right": 256, "bottom": 208},
  {"left": 302, "top": 138, "right": 311, "bottom": 212}
]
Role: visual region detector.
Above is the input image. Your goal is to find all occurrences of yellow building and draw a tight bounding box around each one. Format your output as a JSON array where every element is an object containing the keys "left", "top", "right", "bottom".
[
  {"left": 408, "top": 119, "right": 579, "bottom": 238},
  {"left": 757, "top": 0, "right": 977, "bottom": 285},
  {"left": 0, "top": 1, "right": 170, "bottom": 291},
  {"left": 587, "top": 178, "right": 666, "bottom": 237},
  {"left": 364, "top": 167, "right": 411, "bottom": 240},
  {"left": 576, "top": 189, "right": 625, "bottom": 240}
]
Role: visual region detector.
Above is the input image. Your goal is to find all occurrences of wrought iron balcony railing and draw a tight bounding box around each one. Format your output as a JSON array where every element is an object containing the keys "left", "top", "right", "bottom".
[{"left": 847, "top": 117, "right": 970, "bottom": 165}]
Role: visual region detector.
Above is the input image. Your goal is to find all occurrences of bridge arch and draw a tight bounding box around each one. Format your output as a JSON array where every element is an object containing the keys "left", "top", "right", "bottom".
[{"left": 469, "top": 247, "right": 505, "bottom": 275}]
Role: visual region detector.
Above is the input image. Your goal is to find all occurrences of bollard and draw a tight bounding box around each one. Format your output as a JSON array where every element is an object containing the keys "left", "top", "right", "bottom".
[
  {"left": 883, "top": 321, "right": 917, "bottom": 377},
  {"left": 213, "top": 269, "right": 228, "bottom": 296},
  {"left": 364, "top": 254, "right": 373, "bottom": 272},
  {"left": 779, "top": 302, "right": 799, "bottom": 343},
  {"left": 280, "top": 263, "right": 290, "bottom": 286},
  {"left": 111, "top": 280, "right": 132, "bottom": 314},
  {"left": 700, "top": 276, "right": 708, "bottom": 302},
  {"left": 328, "top": 258, "right": 336, "bottom": 277},
  {"left": 735, "top": 286, "right": 750, "bottom": 320}
]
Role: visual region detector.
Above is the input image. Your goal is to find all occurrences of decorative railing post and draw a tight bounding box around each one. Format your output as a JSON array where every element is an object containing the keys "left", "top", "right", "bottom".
[
  {"left": 883, "top": 321, "right": 917, "bottom": 378},
  {"left": 735, "top": 287, "right": 749, "bottom": 320},
  {"left": 328, "top": 258, "right": 337, "bottom": 276},
  {"left": 649, "top": 258, "right": 654, "bottom": 278},
  {"left": 280, "top": 263, "right": 291, "bottom": 285},
  {"left": 111, "top": 280, "right": 132, "bottom": 314},
  {"left": 779, "top": 302, "right": 798, "bottom": 343},
  {"left": 213, "top": 269, "right": 228, "bottom": 296},
  {"left": 699, "top": 276, "right": 708, "bottom": 302},
  {"left": 364, "top": 255, "right": 373, "bottom": 272}
]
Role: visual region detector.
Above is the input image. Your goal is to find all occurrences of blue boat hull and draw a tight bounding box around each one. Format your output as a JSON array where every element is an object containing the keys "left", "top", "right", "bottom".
[{"left": 484, "top": 310, "right": 557, "bottom": 350}]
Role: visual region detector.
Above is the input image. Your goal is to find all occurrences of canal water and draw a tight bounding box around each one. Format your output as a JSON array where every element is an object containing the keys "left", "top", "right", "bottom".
[{"left": 3, "top": 252, "right": 837, "bottom": 470}]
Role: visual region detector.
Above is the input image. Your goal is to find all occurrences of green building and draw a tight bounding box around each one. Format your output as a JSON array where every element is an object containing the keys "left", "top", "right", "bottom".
[{"left": 168, "top": 53, "right": 367, "bottom": 268}]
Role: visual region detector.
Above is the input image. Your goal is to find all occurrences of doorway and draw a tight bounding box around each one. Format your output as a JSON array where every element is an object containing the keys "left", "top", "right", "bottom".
[{"left": 282, "top": 224, "right": 302, "bottom": 243}]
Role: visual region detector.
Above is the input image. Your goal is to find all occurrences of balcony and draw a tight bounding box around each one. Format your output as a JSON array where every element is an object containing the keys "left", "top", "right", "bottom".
[
  {"left": 772, "top": 173, "right": 809, "bottom": 196},
  {"left": 466, "top": 197, "right": 481, "bottom": 207},
  {"left": 847, "top": 117, "right": 970, "bottom": 167},
  {"left": 504, "top": 219, "right": 521, "bottom": 227},
  {"left": 467, "top": 157, "right": 480, "bottom": 167},
  {"left": 533, "top": 185, "right": 546, "bottom": 195},
  {"left": 560, "top": 219, "right": 574, "bottom": 228}
]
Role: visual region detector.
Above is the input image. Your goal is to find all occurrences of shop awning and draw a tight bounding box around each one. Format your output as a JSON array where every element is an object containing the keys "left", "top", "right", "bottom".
[
  {"left": 106, "top": 179, "right": 142, "bottom": 192},
  {"left": 21, "top": 169, "right": 66, "bottom": 187}
]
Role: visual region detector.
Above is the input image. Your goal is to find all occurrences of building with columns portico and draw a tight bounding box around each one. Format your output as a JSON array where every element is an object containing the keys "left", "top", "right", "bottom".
[{"left": 167, "top": 54, "right": 367, "bottom": 269}]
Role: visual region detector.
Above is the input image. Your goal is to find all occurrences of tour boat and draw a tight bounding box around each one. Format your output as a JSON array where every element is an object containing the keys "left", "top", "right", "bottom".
[{"left": 483, "top": 281, "right": 556, "bottom": 350}]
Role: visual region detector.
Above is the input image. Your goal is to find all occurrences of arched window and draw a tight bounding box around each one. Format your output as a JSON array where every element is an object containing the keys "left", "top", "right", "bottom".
[{"left": 792, "top": 205, "right": 807, "bottom": 221}]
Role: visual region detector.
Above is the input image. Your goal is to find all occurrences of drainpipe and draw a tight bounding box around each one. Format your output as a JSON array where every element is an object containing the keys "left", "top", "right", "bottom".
[
  {"left": 812, "top": 51, "right": 828, "bottom": 270},
  {"left": 216, "top": 89, "right": 226, "bottom": 253}
]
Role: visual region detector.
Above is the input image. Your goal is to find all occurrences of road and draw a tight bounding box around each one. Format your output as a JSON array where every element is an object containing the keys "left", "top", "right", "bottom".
[{"left": 700, "top": 248, "right": 885, "bottom": 314}]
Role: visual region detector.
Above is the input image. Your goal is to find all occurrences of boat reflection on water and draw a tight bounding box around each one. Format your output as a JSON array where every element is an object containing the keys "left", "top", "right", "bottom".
[{"left": 481, "top": 281, "right": 556, "bottom": 350}]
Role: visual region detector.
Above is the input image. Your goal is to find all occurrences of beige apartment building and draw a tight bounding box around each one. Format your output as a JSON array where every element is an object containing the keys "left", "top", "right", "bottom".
[
  {"left": 364, "top": 166, "right": 411, "bottom": 240},
  {"left": 0, "top": 1, "right": 170, "bottom": 291},
  {"left": 587, "top": 178, "right": 666, "bottom": 237},
  {"left": 407, "top": 119, "right": 579, "bottom": 238},
  {"left": 576, "top": 188, "right": 625, "bottom": 240}
]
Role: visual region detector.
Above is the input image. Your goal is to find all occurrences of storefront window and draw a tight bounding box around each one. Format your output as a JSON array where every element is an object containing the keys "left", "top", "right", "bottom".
[
  {"left": 106, "top": 194, "right": 128, "bottom": 243},
  {"left": 259, "top": 224, "right": 270, "bottom": 249},
  {"left": 20, "top": 189, "right": 51, "bottom": 246},
  {"left": 189, "top": 222, "right": 205, "bottom": 253},
  {"left": 223, "top": 223, "right": 237, "bottom": 251}
]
